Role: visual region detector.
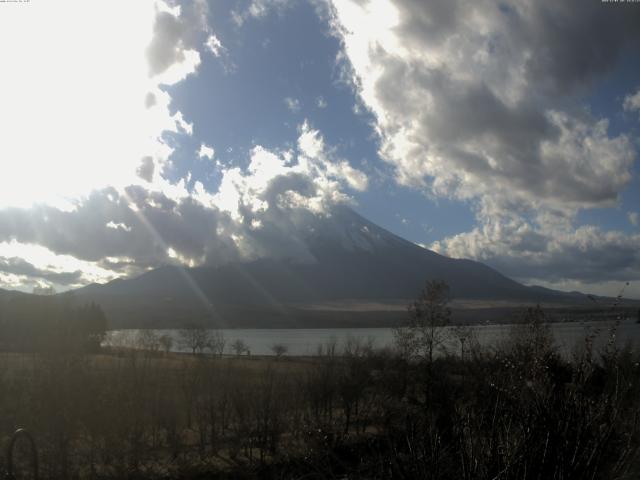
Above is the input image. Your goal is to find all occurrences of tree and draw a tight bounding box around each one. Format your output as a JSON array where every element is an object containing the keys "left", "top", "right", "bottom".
[
  {"left": 158, "top": 334, "right": 174, "bottom": 354},
  {"left": 209, "top": 330, "right": 226, "bottom": 356},
  {"left": 136, "top": 330, "right": 160, "bottom": 353},
  {"left": 270, "top": 343, "right": 288, "bottom": 358},
  {"left": 74, "top": 301, "right": 108, "bottom": 352},
  {"left": 394, "top": 280, "right": 451, "bottom": 362},
  {"left": 231, "top": 339, "right": 248, "bottom": 356},
  {"left": 508, "top": 305, "right": 553, "bottom": 363},
  {"left": 179, "top": 325, "right": 211, "bottom": 355},
  {"left": 452, "top": 324, "right": 475, "bottom": 360}
]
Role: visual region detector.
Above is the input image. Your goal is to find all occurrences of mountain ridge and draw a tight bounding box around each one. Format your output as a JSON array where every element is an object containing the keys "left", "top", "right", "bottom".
[{"left": 65, "top": 206, "right": 612, "bottom": 328}]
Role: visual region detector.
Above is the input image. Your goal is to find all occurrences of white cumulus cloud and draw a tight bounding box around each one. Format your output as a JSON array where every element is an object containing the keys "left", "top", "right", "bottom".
[
  {"left": 198, "top": 144, "right": 216, "bottom": 160},
  {"left": 205, "top": 34, "right": 224, "bottom": 57}
]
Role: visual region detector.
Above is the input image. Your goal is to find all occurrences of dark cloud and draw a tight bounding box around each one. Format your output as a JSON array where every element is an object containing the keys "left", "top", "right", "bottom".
[
  {"left": 147, "top": 10, "right": 186, "bottom": 75},
  {"left": 516, "top": 1, "right": 640, "bottom": 95},
  {"left": 136, "top": 156, "right": 155, "bottom": 182},
  {"left": 0, "top": 172, "right": 347, "bottom": 288},
  {"left": 146, "top": 2, "right": 207, "bottom": 77},
  {"left": 393, "top": 0, "right": 462, "bottom": 46},
  {"left": 144, "top": 92, "right": 157, "bottom": 109},
  {"left": 433, "top": 222, "right": 640, "bottom": 286},
  {"left": 0, "top": 256, "right": 83, "bottom": 285},
  {"left": 0, "top": 187, "right": 237, "bottom": 268},
  {"left": 234, "top": 173, "right": 324, "bottom": 262}
]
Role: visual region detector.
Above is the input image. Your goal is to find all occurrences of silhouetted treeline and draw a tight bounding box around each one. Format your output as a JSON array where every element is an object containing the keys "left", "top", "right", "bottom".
[{"left": 0, "top": 295, "right": 107, "bottom": 352}]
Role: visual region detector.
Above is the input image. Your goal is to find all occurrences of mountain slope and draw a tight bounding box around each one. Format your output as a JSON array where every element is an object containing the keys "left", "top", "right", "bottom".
[{"left": 71, "top": 206, "right": 589, "bottom": 328}]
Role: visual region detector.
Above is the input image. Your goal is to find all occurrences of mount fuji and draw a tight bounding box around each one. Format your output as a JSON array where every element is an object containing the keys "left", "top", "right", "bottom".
[{"left": 70, "top": 206, "right": 592, "bottom": 328}]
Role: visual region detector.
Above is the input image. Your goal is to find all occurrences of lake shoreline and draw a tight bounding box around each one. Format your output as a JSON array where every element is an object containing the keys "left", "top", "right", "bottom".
[{"left": 105, "top": 318, "right": 640, "bottom": 357}]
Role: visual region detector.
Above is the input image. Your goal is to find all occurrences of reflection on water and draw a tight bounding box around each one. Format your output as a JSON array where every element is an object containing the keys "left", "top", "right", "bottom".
[{"left": 106, "top": 319, "right": 640, "bottom": 357}]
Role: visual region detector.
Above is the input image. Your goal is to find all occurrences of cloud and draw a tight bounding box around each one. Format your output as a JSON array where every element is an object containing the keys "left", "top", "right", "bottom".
[
  {"left": 284, "top": 97, "right": 301, "bottom": 112},
  {"left": 0, "top": 187, "right": 238, "bottom": 274},
  {"left": 205, "top": 34, "right": 225, "bottom": 57},
  {"left": 431, "top": 219, "right": 640, "bottom": 288},
  {"left": 210, "top": 122, "right": 369, "bottom": 264},
  {"left": 145, "top": 92, "right": 157, "bottom": 108},
  {"left": 214, "top": 121, "right": 367, "bottom": 220},
  {"left": 328, "top": 0, "right": 640, "bottom": 291},
  {"left": 0, "top": 241, "right": 119, "bottom": 290},
  {"left": 0, "top": 0, "right": 241, "bottom": 291},
  {"left": 316, "top": 96, "right": 328, "bottom": 108},
  {"left": 0, "top": 0, "right": 218, "bottom": 210},
  {"left": 624, "top": 87, "right": 640, "bottom": 113},
  {"left": 136, "top": 156, "right": 155, "bottom": 182},
  {"left": 0, "top": 120, "right": 368, "bottom": 289},
  {"left": 198, "top": 144, "right": 215, "bottom": 160},
  {"left": 106, "top": 221, "right": 133, "bottom": 232},
  {"left": 330, "top": 0, "right": 639, "bottom": 214},
  {"left": 629, "top": 212, "right": 639, "bottom": 227},
  {"left": 231, "top": 0, "right": 293, "bottom": 26},
  {"left": 146, "top": 0, "right": 209, "bottom": 84},
  {"left": 0, "top": 256, "right": 83, "bottom": 286}
]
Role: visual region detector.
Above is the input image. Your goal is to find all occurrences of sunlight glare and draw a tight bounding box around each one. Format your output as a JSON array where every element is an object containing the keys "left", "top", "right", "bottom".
[{"left": 0, "top": 1, "right": 172, "bottom": 208}]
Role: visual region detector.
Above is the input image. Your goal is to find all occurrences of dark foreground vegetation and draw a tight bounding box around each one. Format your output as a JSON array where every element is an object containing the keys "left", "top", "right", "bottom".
[
  {"left": 0, "top": 295, "right": 107, "bottom": 352},
  {"left": 1, "top": 284, "right": 640, "bottom": 479},
  {"left": 0, "top": 322, "right": 638, "bottom": 478}
]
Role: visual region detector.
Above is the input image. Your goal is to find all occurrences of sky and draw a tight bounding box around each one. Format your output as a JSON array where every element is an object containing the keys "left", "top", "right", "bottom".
[{"left": 0, "top": 0, "right": 639, "bottom": 299}]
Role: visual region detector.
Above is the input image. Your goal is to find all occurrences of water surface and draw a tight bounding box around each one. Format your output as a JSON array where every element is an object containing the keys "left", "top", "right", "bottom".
[{"left": 106, "top": 320, "right": 640, "bottom": 357}]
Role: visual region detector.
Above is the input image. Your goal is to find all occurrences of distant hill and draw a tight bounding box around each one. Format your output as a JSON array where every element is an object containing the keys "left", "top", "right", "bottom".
[
  {"left": 0, "top": 288, "right": 28, "bottom": 301},
  {"left": 66, "top": 206, "right": 617, "bottom": 328}
]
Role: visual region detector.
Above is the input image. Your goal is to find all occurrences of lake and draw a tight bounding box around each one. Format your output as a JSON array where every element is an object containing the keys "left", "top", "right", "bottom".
[{"left": 106, "top": 319, "right": 640, "bottom": 357}]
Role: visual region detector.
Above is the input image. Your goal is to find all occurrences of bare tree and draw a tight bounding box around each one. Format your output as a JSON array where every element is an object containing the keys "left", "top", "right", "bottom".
[
  {"left": 104, "top": 329, "right": 137, "bottom": 355},
  {"left": 209, "top": 330, "right": 226, "bottom": 357},
  {"left": 316, "top": 336, "right": 338, "bottom": 358},
  {"left": 231, "top": 339, "right": 248, "bottom": 356},
  {"left": 508, "top": 305, "right": 554, "bottom": 367},
  {"left": 452, "top": 324, "right": 479, "bottom": 360},
  {"left": 271, "top": 343, "right": 288, "bottom": 358},
  {"left": 136, "top": 330, "right": 160, "bottom": 353},
  {"left": 179, "top": 325, "right": 211, "bottom": 355},
  {"left": 394, "top": 279, "right": 451, "bottom": 362},
  {"left": 343, "top": 335, "right": 374, "bottom": 357},
  {"left": 159, "top": 334, "right": 173, "bottom": 354}
]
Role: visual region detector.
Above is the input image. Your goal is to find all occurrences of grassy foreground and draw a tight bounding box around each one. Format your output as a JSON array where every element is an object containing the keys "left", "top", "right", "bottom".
[{"left": 1, "top": 320, "right": 640, "bottom": 479}]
